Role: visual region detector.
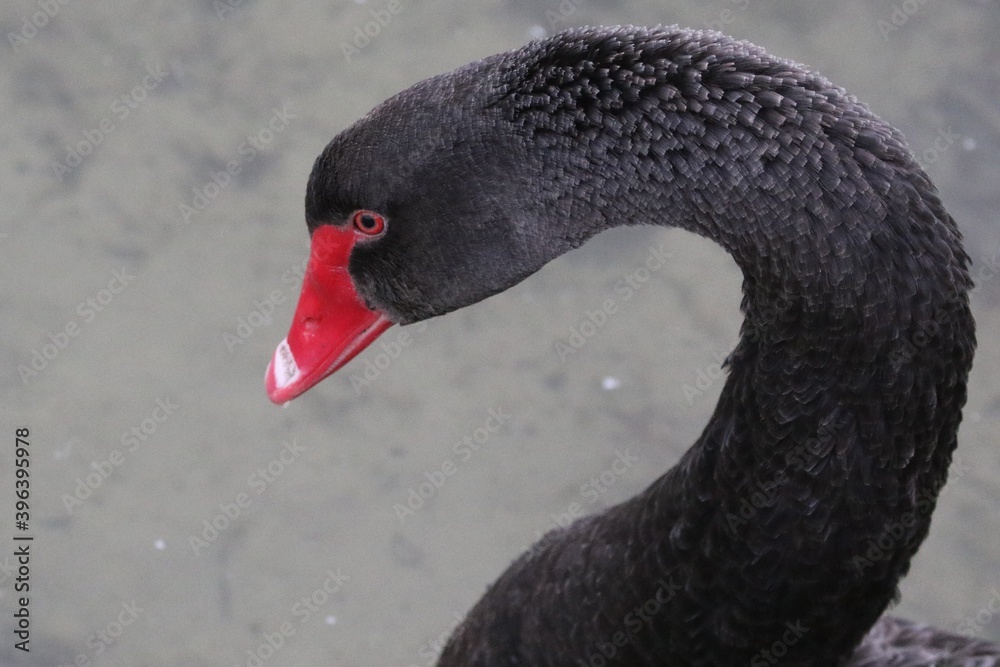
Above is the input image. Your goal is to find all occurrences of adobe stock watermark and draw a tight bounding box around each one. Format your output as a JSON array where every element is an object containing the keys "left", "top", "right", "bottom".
[
  {"left": 704, "top": 0, "right": 753, "bottom": 33},
  {"left": 579, "top": 576, "right": 683, "bottom": 666},
  {"left": 223, "top": 252, "right": 319, "bottom": 353},
  {"left": 406, "top": 611, "right": 468, "bottom": 667},
  {"left": 723, "top": 413, "right": 850, "bottom": 531},
  {"left": 340, "top": 0, "right": 407, "bottom": 62},
  {"left": 850, "top": 453, "right": 972, "bottom": 574},
  {"left": 518, "top": 449, "right": 640, "bottom": 561},
  {"left": 555, "top": 243, "right": 671, "bottom": 362},
  {"left": 393, "top": 408, "right": 511, "bottom": 522},
  {"left": 954, "top": 587, "right": 1000, "bottom": 638},
  {"left": 56, "top": 600, "right": 144, "bottom": 667},
  {"left": 189, "top": 439, "right": 305, "bottom": 555},
  {"left": 877, "top": 0, "right": 930, "bottom": 40},
  {"left": 681, "top": 350, "right": 729, "bottom": 405},
  {"left": 213, "top": 0, "right": 247, "bottom": 20},
  {"left": 913, "top": 126, "right": 961, "bottom": 172},
  {"left": 19, "top": 267, "right": 136, "bottom": 385},
  {"left": 7, "top": 0, "right": 72, "bottom": 53},
  {"left": 50, "top": 63, "right": 170, "bottom": 182},
  {"left": 749, "top": 620, "right": 810, "bottom": 667},
  {"left": 348, "top": 322, "right": 429, "bottom": 393},
  {"left": 222, "top": 266, "right": 426, "bottom": 358},
  {"left": 179, "top": 101, "right": 296, "bottom": 223},
  {"left": 61, "top": 397, "right": 179, "bottom": 514},
  {"left": 223, "top": 290, "right": 287, "bottom": 353},
  {"left": 544, "top": 0, "right": 585, "bottom": 29},
  {"left": 222, "top": 246, "right": 424, "bottom": 359},
  {"left": 235, "top": 567, "right": 350, "bottom": 667}
]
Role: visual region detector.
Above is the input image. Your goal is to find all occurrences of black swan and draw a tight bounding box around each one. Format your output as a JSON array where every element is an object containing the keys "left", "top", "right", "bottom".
[{"left": 265, "top": 25, "right": 998, "bottom": 666}]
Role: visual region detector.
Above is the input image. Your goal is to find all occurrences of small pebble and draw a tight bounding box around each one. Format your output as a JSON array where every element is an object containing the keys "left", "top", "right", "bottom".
[{"left": 601, "top": 376, "right": 621, "bottom": 391}]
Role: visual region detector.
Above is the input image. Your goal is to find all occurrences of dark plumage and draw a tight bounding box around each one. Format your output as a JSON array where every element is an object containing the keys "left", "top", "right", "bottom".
[
  {"left": 853, "top": 617, "right": 1000, "bottom": 666},
  {"left": 284, "top": 25, "right": 996, "bottom": 666}
]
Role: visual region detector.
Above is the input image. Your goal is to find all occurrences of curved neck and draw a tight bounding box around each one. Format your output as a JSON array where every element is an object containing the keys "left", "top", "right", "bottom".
[
  {"left": 616, "top": 107, "right": 973, "bottom": 667},
  {"left": 441, "top": 27, "right": 975, "bottom": 667},
  {"left": 495, "top": 28, "right": 974, "bottom": 666},
  {"left": 604, "top": 86, "right": 974, "bottom": 667}
]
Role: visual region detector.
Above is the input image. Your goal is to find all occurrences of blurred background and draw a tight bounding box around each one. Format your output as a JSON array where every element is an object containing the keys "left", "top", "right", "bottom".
[{"left": 1, "top": 0, "right": 998, "bottom": 665}]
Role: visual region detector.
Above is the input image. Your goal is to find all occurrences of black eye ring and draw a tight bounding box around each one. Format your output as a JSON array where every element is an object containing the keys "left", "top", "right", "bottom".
[{"left": 352, "top": 210, "right": 387, "bottom": 236}]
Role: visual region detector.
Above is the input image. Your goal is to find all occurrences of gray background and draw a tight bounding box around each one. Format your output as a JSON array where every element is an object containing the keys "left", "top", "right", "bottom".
[{"left": 1, "top": 1, "right": 998, "bottom": 665}]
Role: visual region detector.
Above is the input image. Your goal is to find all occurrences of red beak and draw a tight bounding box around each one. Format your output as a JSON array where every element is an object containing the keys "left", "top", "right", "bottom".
[{"left": 265, "top": 224, "right": 394, "bottom": 404}]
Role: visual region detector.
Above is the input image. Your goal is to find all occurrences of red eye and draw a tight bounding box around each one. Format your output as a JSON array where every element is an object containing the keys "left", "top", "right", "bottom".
[{"left": 351, "top": 210, "right": 386, "bottom": 236}]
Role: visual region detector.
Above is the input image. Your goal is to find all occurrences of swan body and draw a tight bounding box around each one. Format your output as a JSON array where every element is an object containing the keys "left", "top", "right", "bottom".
[{"left": 267, "top": 25, "right": 996, "bottom": 666}]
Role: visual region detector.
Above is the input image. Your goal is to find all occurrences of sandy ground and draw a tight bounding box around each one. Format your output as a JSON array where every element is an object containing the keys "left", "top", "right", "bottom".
[{"left": 1, "top": 1, "right": 998, "bottom": 665}]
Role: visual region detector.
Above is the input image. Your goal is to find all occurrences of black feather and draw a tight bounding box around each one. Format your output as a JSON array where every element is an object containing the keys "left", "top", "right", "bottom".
[{"left": 304, "top": 25, "right": 990, "bottom": 666}]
